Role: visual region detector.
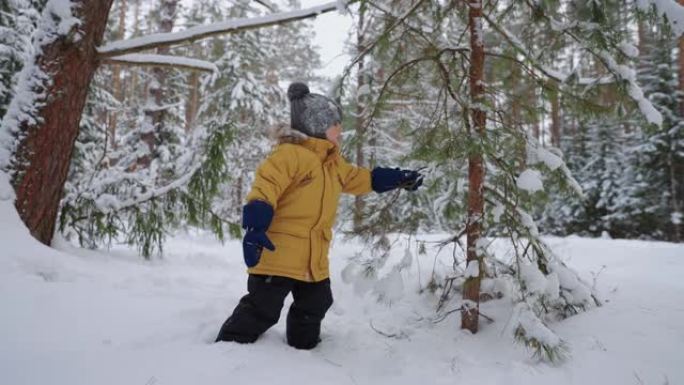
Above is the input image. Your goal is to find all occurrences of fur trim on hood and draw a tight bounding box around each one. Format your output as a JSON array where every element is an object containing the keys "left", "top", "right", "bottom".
[{"left": 269, "top": 123, "right": 309, "bottom": 144}]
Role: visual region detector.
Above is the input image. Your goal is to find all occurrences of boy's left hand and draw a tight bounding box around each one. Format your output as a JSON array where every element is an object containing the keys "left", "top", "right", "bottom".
[
  {"left": 241, "top": 200, "right": 276, "bottom": 268},
  {"left": 243, "top": 231, "right": 276, "bottom": 268}
]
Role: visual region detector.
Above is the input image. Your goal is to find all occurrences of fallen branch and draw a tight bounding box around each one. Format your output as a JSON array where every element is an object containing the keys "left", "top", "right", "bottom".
[
  {"left": 369, "top": 320, "right": 409, "bottom": 339},
  {"left": 433, "top": 306, "right": 495, "bottom": 324}
]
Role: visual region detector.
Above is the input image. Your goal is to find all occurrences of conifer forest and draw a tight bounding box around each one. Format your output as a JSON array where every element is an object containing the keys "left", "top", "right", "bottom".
[{"left": 0, "top": 1, "right": 683, "bottom": 384}]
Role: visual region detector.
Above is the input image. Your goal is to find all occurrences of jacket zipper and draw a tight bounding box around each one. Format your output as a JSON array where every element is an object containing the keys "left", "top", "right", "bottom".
[{"left": 310, "top": 161, "right": 327, "bottom": 280}]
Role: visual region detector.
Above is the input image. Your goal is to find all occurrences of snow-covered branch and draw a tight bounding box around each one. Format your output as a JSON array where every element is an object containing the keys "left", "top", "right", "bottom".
[
  {"left": 596, "top": 51, "right": 663, "bottom": 126},
  {"left": 341, "top": 0, "right": 426, "bottom": 82},
  {"left": 96, "top": 161, "right": 203, "bottom": 213},
  {"left": 483, "top": 15, "right": 613, "bottom": 86},
  {"left": 103, "top": 54, "right": 218, "bottom": 73},
  {"left": 98, "top": 1, "right": 349, "bottom": 58},
  {"left": 492, "top": 3, "right": 662, "bottom": 127}
]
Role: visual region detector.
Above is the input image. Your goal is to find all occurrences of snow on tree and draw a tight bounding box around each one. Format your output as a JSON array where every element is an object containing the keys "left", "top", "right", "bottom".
[
  {"left": 0, "top": 0, "right": 114, "bottom": 245},
  {"left": 58, "top": 0, "right": 324, "bottom": 256},
  {"left": 541, "top": 4, "right": 684, "bottom": 242},
  {"left": 0, "top": 0, "right": 42, "bottom": 120},
  {"left": 1, "top": 0, "right": 681, "bottom": 365},
  {"left": 631, "top": 22, "right": 684, "bottom": 242},
  {"left": 0, "top": 0, "right": 347, "bottom": 250}
]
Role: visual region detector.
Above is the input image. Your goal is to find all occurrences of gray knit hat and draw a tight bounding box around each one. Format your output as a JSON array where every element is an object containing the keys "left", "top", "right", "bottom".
[{"left": 287, "top": 82, "right": 343, "bottom": 139}]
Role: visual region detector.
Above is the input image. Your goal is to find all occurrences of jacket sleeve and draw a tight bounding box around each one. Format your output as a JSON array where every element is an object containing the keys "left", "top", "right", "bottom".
[
  {"left": 338, "top": 156, "right": 373, "bottom": 196},
  {"left": 245, "top": 145, "right": 299, "bottom": 209}
]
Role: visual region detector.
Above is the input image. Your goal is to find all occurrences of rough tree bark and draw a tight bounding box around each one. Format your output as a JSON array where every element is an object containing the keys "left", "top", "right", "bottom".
[
  {"left": 462, "top": 0, "right": 485, "bottom": 334},
  {"left": 8, "top": 0, "right": 114, "bottom": 245}
]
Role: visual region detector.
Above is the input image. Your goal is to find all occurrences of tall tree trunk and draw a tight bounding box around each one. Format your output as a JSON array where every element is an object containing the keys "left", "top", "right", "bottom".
[
  {"left": 140, "top": 0, "right": 178, "bottom": 168},
  {"left": 679, "top": 0, "right": 684, "bottom": 117},
  {"left": 509, "top": 67, "right": 521, "bottom": 128},
  {"left": 509, "top": 64, "right": 526, "bottom": 171},
  {"left": 108, "top": 0, "right": 127, "bottom": 150},
  {"left": 236, "top": 174, "right": 244, "bottom": 219},
  {"left": 7, "top": 0, "right": 114, "bottom": 245},
  {"left": 669, "top": 154, "right": 682, "bottom": 242},
  {"left": 628, "top": 18, "right": 649, "bottom": 135},
  {"left": 184, "top": 44, "right": 202, "bottom": 133},
  {"left": 674, "top": 0, "right": 684, "bottom": 242},
  {"left": 523, "top": 66, "right": 539, "bottom": 143},
  {"left": 185, "top": 70, "right": 200, "bottom": 133},
  {"left": 530, "top": 84, "right": 540, "bottom": 143},
  {"left": 353, "top": 6, "right": 367, "bottom": 233},
  {"left": 549, "top": 82, "right": 561, "bottom": 148},
  {"left": 128, "top": 0, "right": 141, "bottom": 102},
  {"left": 637, "top": 18, "right": 647, "bottom": 63},
  {"left": 462, "top": 0, "right": 485, "bottom": 334},
  {"left": 568, "top": 47, "right": 578, "bottom": 137}
]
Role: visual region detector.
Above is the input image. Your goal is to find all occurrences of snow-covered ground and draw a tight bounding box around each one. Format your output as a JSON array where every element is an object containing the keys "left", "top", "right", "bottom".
[{"left": 1, "top": 200, "right": 682, "bottom": 385}]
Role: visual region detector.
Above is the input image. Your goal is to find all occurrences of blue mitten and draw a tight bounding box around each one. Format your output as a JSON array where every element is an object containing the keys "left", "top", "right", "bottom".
[
  {"left": 243, "top": 231, "right": 275, "bottom": 268},
  {"left": 242, "top": 200, "right": 276, "bottom": 268},
  {"left": 371, "top": 167, "right": 424, "bottom": 193}
]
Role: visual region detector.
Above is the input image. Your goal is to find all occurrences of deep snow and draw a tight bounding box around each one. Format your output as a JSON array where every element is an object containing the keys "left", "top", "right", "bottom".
[{"left": 0, "top": 200, "right": 682, "bottom": 385}]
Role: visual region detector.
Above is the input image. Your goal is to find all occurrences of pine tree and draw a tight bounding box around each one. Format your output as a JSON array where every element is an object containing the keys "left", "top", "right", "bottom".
[
  {"left": 0, "top": 0, "right": 41, "bottom": 119},
  {"left": 338, "top": 0, "right": 680, "bottom": 361},
  {"left": 58, "top": 0, "right": 323, "bottom": 257},
  {"left": 541, "top": 6, "right": 684, "bottom": 243},
  {"left": 621, "top": 21, "right": 684, "bottom": 241}
]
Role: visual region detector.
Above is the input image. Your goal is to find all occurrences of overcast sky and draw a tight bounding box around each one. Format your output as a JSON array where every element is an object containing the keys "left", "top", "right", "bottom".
[{"left": 299, "top": 1, "right": 353, "bottom": 78}]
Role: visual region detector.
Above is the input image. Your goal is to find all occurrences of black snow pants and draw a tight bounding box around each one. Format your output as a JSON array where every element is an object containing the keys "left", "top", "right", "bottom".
[{"left": 215, "top": 274, "right": 333, "bottom": 350}]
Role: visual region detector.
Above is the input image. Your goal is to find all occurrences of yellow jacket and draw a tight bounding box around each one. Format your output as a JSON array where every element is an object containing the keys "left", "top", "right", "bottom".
[{"left": 245, "top": 136, "right": 372, "bottom": 282}]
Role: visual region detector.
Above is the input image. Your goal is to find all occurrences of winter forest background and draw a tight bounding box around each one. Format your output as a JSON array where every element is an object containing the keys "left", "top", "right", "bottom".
[{"left": 0, "top": 0, "right": 683, "bottom": 383}]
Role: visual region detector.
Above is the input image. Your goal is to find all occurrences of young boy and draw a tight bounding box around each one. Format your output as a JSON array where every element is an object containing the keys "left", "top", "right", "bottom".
[{"left": 215, "top": 82, "right": 423, "bottom": 349}]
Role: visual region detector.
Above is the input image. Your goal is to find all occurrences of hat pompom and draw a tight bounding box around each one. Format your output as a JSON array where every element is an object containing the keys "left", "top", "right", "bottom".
[{"left": 287, "top": 82, "right": 310, "bottom": 101}]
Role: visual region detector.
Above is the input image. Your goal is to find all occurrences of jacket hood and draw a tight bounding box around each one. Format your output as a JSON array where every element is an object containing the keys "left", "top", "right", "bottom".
[
  {"left": 269, "top": 123, "right": 338, "bottom": 162},
  {"left": 269, "top": 123, "right": 309, "bottom": 144}
]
